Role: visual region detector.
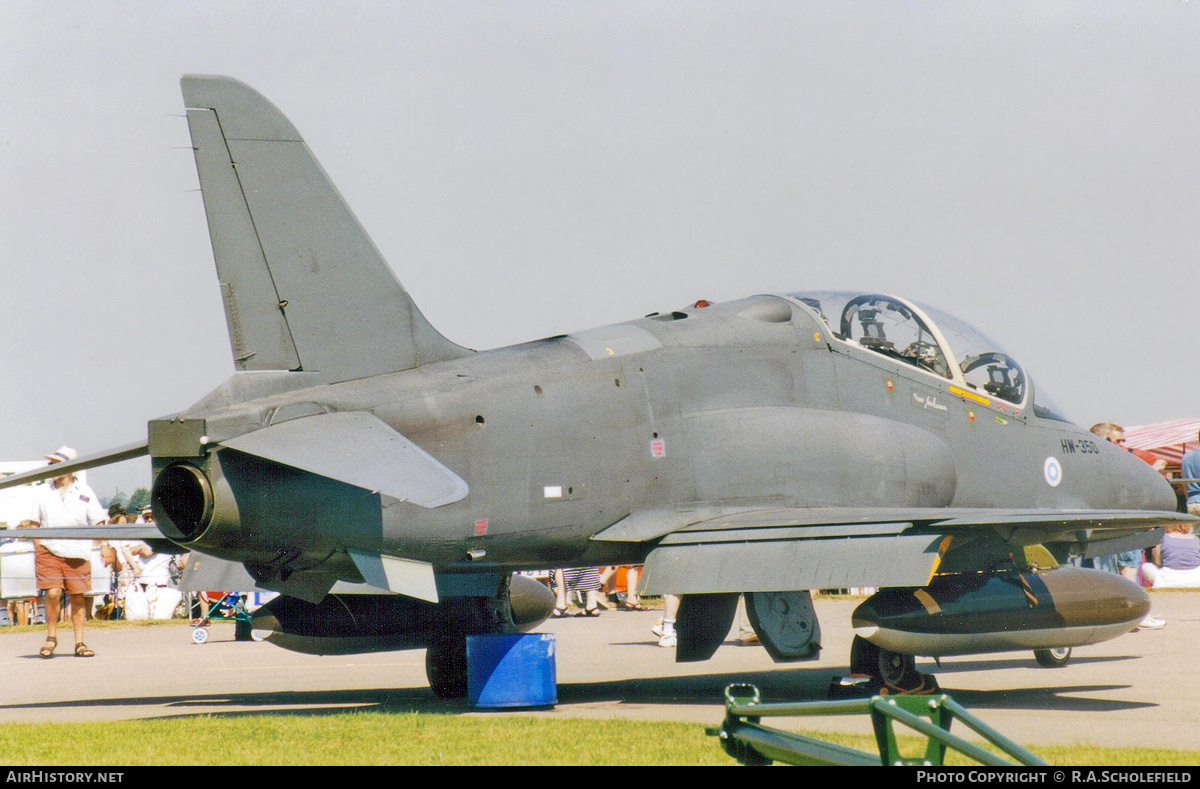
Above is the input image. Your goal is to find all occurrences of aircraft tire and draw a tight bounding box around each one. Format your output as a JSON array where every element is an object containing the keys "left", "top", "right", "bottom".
[
  {"left": 1033, "top": 647, "right": 1071, "bottom": 668},
  {"left": 877, "top": 649, "right": 921, "bottom": 690},
  {"left": 426, "top": 633, "right": 469, "bottom": 699}
]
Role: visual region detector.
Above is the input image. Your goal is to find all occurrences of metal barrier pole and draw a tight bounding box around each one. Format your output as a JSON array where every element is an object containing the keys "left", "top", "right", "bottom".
[{"left": 712, "top": 683, "right": 1049, "bottom": 766}]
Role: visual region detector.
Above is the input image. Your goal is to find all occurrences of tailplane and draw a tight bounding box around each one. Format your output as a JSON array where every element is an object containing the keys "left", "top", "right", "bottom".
[{"left": 181, "top": 75, "right": 472, "bottom": 384}]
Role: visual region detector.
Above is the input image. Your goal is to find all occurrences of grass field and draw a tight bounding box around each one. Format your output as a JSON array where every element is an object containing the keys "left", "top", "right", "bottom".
[{"left": 2, "top": 711, "right": 1198, "bottom": 766}]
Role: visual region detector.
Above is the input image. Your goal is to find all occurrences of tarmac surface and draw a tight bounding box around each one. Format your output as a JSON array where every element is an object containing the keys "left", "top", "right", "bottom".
[{"left": 2, "top": 591, "right": 1198, "bottom": 754}]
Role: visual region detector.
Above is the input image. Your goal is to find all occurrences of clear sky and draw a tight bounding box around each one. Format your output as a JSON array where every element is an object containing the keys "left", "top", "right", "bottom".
[{"left": 2, "top": 2, "right": 1198, "bottom": 499}]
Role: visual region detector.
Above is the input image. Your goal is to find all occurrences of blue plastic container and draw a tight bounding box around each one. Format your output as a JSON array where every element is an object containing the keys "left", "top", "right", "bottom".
[{"left": 466, "top": 633, "right": 557, "bottom": 708}]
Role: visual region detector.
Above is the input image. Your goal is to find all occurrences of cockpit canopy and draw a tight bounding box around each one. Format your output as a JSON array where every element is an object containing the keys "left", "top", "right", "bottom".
[{"left": 785, "top": 291, "right": 1028, "bottom": 406}]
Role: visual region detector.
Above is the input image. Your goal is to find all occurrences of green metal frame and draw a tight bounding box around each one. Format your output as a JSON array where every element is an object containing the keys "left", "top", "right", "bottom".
[{"left": 711, "top": 683, "right": 1048, "bottom": 766}]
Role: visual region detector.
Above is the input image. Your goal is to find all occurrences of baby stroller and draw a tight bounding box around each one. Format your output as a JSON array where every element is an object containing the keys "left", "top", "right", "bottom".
[{"left": 190, "top": 591, "right": 254, "bottom": 644}]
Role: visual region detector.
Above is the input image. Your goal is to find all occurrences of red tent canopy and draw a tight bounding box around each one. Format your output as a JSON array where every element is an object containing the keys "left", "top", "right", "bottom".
[{"left": 1123, "top": 419, "right": 1200, "bottom": 468}]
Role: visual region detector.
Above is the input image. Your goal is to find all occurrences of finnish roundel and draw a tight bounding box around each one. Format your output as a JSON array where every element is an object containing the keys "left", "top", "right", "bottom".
[{"left": 1043, "top": 456, "right": 1063, "bottom": 488}]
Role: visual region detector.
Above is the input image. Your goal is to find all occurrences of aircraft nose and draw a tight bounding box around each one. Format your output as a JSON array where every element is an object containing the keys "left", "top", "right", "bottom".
[{"left": 1106, "top": 448, "right": 1178, "bottom": 511}]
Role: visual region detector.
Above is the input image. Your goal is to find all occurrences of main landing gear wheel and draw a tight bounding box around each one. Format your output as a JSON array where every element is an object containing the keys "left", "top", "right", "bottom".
[
  {"left": 1033, "top": 647, "right": 1071, "bottom": 667},
  {"left": 426, "top": 634, "right": 469, "bottom": 699},
  {"left": 878, "top": 648, "right": 922, "bottom": 690},
  {"left": 844, "top": 635, "right": 937, "bottom": 695}
]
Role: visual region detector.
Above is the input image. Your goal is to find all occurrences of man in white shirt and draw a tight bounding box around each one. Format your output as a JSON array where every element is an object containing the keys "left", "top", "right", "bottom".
[{"left": 21, "top": 446, "right": 107, "bottom": 658}]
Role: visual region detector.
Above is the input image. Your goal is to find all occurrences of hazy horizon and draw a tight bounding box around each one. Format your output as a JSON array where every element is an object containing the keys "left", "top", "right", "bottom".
[{"left": 3, "top": 2, "right": 1198, "bottom": 499}]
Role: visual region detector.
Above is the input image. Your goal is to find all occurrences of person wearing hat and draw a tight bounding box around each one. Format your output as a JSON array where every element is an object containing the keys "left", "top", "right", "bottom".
[{"left": 20, "top": 446, "right": 108, "bottom": 658}]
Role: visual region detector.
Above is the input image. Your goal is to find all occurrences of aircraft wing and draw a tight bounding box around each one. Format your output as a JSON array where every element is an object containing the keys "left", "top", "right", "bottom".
[
  {"left": 2, "top": 525, "right": 163, "bottom": 541},
  {"left": 0, "top": 525, "right": 181, "bottom": 557},
  {"left": 597, "top": 506, "right": 1194, "bottom": 595},
  {"left": 0, "top": 442, "right": 149, "bottom": 492}
]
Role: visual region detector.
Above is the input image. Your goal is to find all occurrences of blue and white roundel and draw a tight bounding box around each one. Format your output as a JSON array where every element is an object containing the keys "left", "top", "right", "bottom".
[{"left": 1043, "top": 456, "right": 1063, "bottom": 487}]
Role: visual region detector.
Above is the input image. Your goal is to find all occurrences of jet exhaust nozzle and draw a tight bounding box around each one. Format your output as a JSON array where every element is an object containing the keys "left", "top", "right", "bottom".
[
  {"left": 151, "top": 462, "right": 215, "bottom": 543},
  {"left": 150, "top": 451, "right": 350, "bottom": 571}
]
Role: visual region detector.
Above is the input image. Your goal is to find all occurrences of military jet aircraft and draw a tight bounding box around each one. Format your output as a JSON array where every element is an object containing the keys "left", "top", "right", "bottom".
[{"left": 3, "top": 75, "right": 1188, "bottom": 698}]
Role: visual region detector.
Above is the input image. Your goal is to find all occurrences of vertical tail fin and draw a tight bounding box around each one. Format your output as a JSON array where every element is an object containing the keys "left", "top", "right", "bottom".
[{"left": 181, "top": 75, "right": 472, "bottom": 383}]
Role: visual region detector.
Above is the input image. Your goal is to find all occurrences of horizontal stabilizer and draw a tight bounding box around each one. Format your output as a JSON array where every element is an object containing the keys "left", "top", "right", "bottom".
[
  {"left": 0, "top": 442, "right": 148, "bottom": 493},
  {"left": 219, "top": 411, "right": 468, "bottom": 507}
]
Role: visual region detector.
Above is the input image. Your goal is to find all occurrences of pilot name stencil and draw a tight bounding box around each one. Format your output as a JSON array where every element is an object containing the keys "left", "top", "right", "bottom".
[{"left": 911, "top": 391, "right": 949, "bottom": 412}]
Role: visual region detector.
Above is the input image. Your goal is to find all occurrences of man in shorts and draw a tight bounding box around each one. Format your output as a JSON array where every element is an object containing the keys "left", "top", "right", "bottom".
[{"left": 21, "top": 446, "right": 108, "bottom": 658}]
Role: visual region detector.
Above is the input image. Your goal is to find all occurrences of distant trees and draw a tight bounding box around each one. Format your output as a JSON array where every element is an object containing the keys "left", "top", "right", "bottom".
[
  {"left": 128, "top": 488, "right": 151, "bottom": 512},
  {"left": 103, "top": 487, "right": 151, "bottom": 514}
]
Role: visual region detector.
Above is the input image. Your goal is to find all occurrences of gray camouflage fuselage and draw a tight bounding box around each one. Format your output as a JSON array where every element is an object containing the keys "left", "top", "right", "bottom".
[{"left": 157, "top": 291, "right": 1172, "bottom": 584}]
